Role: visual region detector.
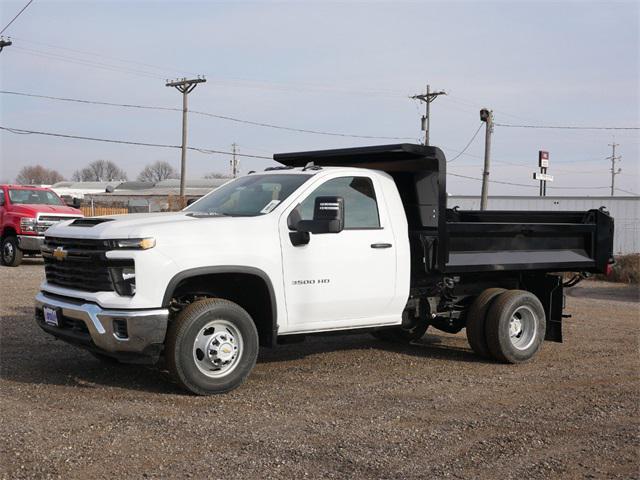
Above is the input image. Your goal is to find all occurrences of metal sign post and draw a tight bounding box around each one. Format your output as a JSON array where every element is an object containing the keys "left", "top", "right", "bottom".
[{"left": 534, "top": 150, "right": 553, "bottom": 196}]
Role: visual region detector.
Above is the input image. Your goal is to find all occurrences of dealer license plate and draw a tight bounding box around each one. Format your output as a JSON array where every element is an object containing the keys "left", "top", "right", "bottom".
[{"left": 43, "top": 306, "right": 59, "bottom": 327}]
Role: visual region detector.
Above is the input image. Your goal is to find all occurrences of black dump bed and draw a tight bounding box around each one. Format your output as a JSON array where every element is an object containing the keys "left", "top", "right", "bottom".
[
  {"left": 444, "top": 209, "right": 613, "bottom": 274},
  {"left": 274, "top": 144, "right": 614, "bottom": 279}
]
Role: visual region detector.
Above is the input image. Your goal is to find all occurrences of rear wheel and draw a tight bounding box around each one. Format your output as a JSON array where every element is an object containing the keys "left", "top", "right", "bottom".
[
  {"left": 1, "top": 236, "right": 23, "bottom": 267},
  {"left": 465, "top": 288, "right": 506, "bottom": 358},
  {"left": 166, "top": 298, "right": 258, "bottom": 395},
  {"left": 485, "top": 290, "right": 546, "bottom": 363}
]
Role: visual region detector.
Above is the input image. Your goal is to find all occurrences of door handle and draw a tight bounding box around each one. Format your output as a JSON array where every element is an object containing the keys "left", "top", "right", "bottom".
[{"left": 370, "top": 243, "right": 392, "bottom": 249}]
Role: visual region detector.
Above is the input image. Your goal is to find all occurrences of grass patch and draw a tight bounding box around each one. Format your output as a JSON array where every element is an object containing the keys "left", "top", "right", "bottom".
[{"left": 595, "top": 254, "right": 640, "bottom": 284}]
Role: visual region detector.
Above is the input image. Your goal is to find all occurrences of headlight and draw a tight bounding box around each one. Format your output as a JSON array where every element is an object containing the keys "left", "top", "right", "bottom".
[
  {"left": 108, "top": 238, "right": 156, "bottom": 250},
  {"left": 109, "top": 265, "right": 136, "bottom": 296},
  {"left": 20, "top": 217, "right": 36, "bottom": 233}
]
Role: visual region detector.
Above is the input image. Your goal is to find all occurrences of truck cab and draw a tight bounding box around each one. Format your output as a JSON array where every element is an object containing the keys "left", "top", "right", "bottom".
[
  {"left": 0, "top": 184, "right": 83, "bottom": 266},
  {"left": 34, "top": 145, "right": 614, "bottom": 395}
]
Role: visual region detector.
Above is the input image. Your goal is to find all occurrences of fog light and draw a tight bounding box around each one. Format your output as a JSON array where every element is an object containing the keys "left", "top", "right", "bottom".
[
  {"left": 109, "top": 265, "right": 136, "bottom": 296},
  {"left": 113, "top": 319, "right": 129, "bottom": 339}
]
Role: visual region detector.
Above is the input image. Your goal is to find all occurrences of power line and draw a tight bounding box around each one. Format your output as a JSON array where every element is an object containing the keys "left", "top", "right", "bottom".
[
  {"left": 0, "top": 125, "right": 272, "bottom": 160},
  {"left": 190, "top": 109, "right": 413, "bottom": 140},
  {"left": 615, "top": 188, "right": 639, "bottom": 196},
  {"left": 495, "top": 123, "right": 640, "bottom": 131},
  {"left": 10, "top": 46, "right": 165, "bottom": 80},
  {"left": 449, "top": 172, "right": 537, "bottom": 188},
  {"left": 0, "top": 89, "right": 177, "bottom": 110},
  {"left": 0, "top": 0, "right": 34, "bottom": 35},
  {"left": 9, "top": 35, "right": 198, "bottom": 77},
  {"left": 452, "top": 160, "right": 623, "bottom": 175},
  {"left": 444, "top": 145, "right": 632, "bottom": 167},
  {"left": 447, "top": 96, "right": 640, "bottom": 135},
  {"left": 3, "top": 90, "right": 636, "bottom": 171},
  {"left": 448, "top": 171, "right": 610, "bottom": 190},
  {"left": 7, "top": 36, "right": 638, "bottom": 131},
  {"left": 0, "top": 90, "right": 414, "bottom": 140},
  {"left": 447, "top": 123, "right": 483, "bottom": 163},
  {"left": 1, "top": 125, "right": 626, "bottom": 193},
  {"left": 444, "top": 95, "right": 537, "bottom": 124},
  {"left": 8, "top": 37, "right": 406, "bottom": 98}
]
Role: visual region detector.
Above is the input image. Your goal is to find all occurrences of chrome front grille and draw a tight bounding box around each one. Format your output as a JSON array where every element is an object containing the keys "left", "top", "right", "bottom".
[{"left": 36, "top": 215, "right": 82, "bottom": 234}]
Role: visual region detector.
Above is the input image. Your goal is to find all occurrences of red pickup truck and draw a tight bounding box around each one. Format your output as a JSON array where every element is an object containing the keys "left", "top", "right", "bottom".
[{"left": 0, "top": 185, "right": 83, "bottom": 266}]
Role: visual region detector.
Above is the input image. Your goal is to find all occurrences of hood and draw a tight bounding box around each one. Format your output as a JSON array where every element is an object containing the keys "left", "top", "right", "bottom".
[
  {"left": 45, "top": 212, "right": 259, "bottom": 239},
  {"left": 9, "top": 204, "right": 83, "bottom": 217}
]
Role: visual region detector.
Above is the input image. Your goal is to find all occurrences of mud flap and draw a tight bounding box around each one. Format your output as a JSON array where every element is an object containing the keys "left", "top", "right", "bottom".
[{"left": 523, "top": 274, "right": 564, "bottom": 343}]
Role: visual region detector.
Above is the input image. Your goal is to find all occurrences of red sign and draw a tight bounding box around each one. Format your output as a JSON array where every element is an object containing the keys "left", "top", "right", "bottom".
[{"left": 539, "top": 150, "right": 549, "bottom": 168}]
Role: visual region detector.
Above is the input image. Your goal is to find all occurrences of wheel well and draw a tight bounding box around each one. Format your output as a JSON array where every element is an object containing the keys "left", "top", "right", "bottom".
[
  {"left": 1, "top": 227, "right": 16, "bottom": 239},
  {"left": 167, "top": 271, "right": 277, "bottom": 347}
]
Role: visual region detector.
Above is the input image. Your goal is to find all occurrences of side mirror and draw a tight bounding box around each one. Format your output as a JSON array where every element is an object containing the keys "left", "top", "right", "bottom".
[
  {"left": 186, "top": 198, "right": 197, "bottom": 206},
  {"left": 287, "top": 205, "right": 309, "bottom": 246},
  {"left": 296, "top": 196, "right": 344, "bottom": 234}
]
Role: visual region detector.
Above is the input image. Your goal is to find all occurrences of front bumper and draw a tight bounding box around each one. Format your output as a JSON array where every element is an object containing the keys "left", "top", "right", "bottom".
[
  {"left": 18, "top": 235, "right": 44, "bottom": 252},
  {"left": 35, "top": 291, "right": 169, "bottom": 363}
]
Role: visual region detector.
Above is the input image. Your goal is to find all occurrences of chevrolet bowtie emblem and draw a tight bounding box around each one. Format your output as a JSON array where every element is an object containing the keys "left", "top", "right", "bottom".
[{"left": 53, "top": 246, "right": 68, "bottom": 261}]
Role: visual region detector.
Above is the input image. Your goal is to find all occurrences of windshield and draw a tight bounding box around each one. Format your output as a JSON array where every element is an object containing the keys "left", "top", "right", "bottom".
[
  {"left": 184, "top": 174, "right": 311, "bottom": 217},
  {"left": 8, "top": 189, "right": 64, "bottom": 206}
]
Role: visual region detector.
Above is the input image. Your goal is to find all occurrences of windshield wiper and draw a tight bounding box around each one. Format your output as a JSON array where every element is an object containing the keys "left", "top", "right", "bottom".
[{"left": 185, "top": 211, "right": 228, "bottom": 218}]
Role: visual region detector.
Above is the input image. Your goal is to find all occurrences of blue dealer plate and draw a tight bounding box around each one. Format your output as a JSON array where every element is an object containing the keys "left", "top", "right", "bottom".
[{"left": 43, "top": 306, "right": 59, "bottom": 327}]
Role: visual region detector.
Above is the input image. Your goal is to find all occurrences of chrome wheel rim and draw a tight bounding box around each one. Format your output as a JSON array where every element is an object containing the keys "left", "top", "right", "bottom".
[
  {"left": 193, "top": 319, "right": 243, "bottom": 378},
  {"left": 3, "top": 241, "right": 14, "bottom": 262},
  {"left": 508, "top": 306, "right": 537, "bottom": 350}
]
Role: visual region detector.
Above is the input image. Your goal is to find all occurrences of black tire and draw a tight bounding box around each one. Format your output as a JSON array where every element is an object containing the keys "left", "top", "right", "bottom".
[
  {"left": 372, "top": 323, "right": 429, "bottom": 343},
  {"left": 465, "top": 288, "right": 506, "bottom": 358},
  {"left": 1, "top": 236, "right": 23, "bottom": 267},
  {"left": 166, "top": 298, "right": 258, "bottom": 395},
  {"left": 485, "top": 290, "right": 546, "bottom": 364}
]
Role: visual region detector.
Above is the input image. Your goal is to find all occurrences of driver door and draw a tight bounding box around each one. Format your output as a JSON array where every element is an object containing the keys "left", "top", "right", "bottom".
[{"left": 279, "top": 174, "right": 398, "bottom": 332}]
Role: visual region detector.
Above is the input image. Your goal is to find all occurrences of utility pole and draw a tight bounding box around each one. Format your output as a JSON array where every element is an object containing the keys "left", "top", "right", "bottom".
[
  {"left": 410, "top": 84, "right": 446, "bottom": 145},
  {"left": 230, "top": 143, "right": 239, "bottom": 178},
  {"left": 607, "top": 142, "right": 621, "bottom": 196},
  {"left": 479, "top": 108, "right": 494, "bottom": 211},
  {"left": 165, "top": 76, "right": 206, "bottom": 203},
  {"left": 0, "top": 37, "right": 12, "bottom": 53}
]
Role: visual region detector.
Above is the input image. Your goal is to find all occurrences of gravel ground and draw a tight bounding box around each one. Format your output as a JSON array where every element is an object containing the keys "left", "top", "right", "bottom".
[{"left": 1, "top": 259, "right": 638, "bottom": 479}]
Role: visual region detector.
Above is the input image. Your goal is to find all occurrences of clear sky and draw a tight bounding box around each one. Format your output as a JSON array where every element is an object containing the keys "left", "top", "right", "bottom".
[{"left": 0, "top": 0, "right": 638, "bottom": 196}]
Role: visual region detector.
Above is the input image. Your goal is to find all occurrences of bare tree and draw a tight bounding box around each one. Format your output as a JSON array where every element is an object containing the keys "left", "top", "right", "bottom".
[
  {"left": 137, "top": 161, "right": 178, "bottom": 183},
  {"left": 72, "top": 160, "right": 128, "bottom": 182},
  {"left": 204, "top": 172, "right": 233, "bottom": 179},
  {"left": 15, "top": 165, "right": 65, "bottom": 185}
]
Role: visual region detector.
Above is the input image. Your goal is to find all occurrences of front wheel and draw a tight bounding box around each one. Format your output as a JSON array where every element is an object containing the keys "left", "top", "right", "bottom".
[
  {"left": 166, "top": 298, "right": 259, "bottom": 395},
  {"left": 1, "top": 236, "right": 23, "bottom": 267}
]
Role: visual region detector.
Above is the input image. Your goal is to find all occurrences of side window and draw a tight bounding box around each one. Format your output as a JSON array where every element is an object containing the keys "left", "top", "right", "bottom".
[
  {"left": 299, "top": 176, "right": 380, "bottom": 229},
  {"left": 0, "top": 190, "right": 4, "bottom": 206}
]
